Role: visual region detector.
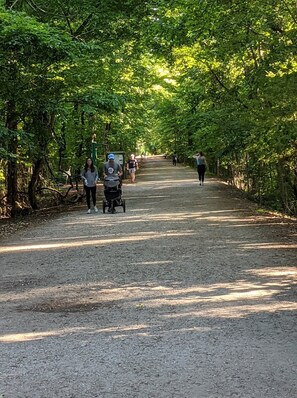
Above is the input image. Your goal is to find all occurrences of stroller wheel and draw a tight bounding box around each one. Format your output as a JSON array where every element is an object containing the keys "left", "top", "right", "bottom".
[{"left": 122, "top": 199, "right": 126, "bottom": 213}]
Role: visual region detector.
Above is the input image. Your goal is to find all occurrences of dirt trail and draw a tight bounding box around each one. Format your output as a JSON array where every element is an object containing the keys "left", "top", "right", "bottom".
[{"left": 0, "top": 157, "right": 297, "bottom": 398}]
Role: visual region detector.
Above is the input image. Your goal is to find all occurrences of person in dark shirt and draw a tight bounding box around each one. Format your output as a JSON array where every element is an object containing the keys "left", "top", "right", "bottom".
[
  {"left": 126, "top": 154, "right": 138, "bottom": 183},
  {"left": 103, "top": 153, "right": 123, "bottom": 212},
  {"left": 172, "top": 153, "right": 177, "bottom": 166},
  {"left": 193, "top": 151, "right": 207, "bottom": 185}
]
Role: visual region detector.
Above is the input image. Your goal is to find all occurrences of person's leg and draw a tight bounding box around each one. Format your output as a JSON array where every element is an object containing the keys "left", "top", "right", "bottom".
[
  {"left": 198, "top": 166, "right": 202, "bottom": 184},
  {"left": 201, "top": 165, "right": 206, "bottom": 184},
  {"left": 129, "top": 169, "right": 135, "bottom": 182},
  {"left": 91, "top": 186, "right": 98, "bottom": 211},
  {"left": 85, "top": 186, "right": 91, "bottom": 211},
  {"left": 91, "top": 186, "right": 96, "bottom": 206},
  {"left": 105, "top": 188, "right": 112, "bottom": 211}
]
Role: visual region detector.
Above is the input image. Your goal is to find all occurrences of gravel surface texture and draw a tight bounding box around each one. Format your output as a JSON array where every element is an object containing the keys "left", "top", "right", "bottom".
[{"left": 0, "top": 156, "right": 297, "bottom": 398}]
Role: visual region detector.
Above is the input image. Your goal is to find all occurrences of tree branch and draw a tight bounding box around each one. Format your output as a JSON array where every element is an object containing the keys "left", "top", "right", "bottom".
[
  {"left": 56, "top": 1, "right": 74, "bottom": 36},
  {"left": 282, "top": 0, "right": 297, "bottom": 25},
  {"left": 207, "top": 66, "right": 249, "bottom": 110},
  {"left": 73, "top": 2, "right": 101, "bottom": 39},
  {"left": 7, "top": 0, "right": 21, "bottom": 9},
  {"left": 26, "top": 0, "right": 46, "bottom": 14}
]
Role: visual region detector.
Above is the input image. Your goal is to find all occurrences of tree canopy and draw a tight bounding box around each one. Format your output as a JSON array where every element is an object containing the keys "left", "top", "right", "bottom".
[{"left": 0, "top": 0, "right": 296, "bottom": 216}]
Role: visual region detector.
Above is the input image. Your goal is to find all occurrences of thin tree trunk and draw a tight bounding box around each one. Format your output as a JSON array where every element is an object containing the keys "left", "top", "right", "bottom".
[
  {"left": 6, "top": 100, "right": 18, "bottom": 217},
  {"left": 27, "top": 111, "right": 52, "bottom": 210},
  {"left": 28, "top": 158, "right": 43, "bottom": 210}
]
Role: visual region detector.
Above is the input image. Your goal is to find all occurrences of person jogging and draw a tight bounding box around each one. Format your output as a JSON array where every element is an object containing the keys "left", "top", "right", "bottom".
[{"left": 126, "top": 154, "right": 138, "bottom": 183}]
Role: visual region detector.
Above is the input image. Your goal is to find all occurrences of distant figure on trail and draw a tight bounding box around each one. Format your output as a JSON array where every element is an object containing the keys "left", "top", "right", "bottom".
[
  {"left": 172, "top": 153, "right": 177, "bottom": 166},
  {"left": 65, "top": 166, "right": 71, "bottom": 184},
  {"left": 81, "top": 158, "right": 99, "bottom": 214},
  {"left": 193, "top": 151, "right": 207, "bottom": 185},
  {"left": 126, "top": 154, "right": 138, "bottom": 183}
]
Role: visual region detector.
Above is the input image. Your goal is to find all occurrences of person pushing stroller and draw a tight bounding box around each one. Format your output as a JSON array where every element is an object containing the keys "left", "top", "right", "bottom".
[{"left": 103, "top": 153, "right": 123, "bottom": 213}]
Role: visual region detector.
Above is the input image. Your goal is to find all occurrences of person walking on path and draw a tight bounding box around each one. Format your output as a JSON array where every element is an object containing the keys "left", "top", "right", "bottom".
[
  {"left": 103, "top": 153, "right": 123, "bottom": 179},
  {"left": 103, "top": 153, "right": 123, "bottom": 213},
  {"left": 81, "top": 158, "right": 99, "bottom": 214},
  {"left": 172, "top": 153, "right": 177, "bottom": 166},
  {"left": 193, "top": 151, "right": 207, "bottom": 185},
  {"left": 126, "top": 154, "right": 138, "bottom": 183}
]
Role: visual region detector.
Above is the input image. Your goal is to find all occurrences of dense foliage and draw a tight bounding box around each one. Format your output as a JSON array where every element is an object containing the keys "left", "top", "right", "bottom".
[{"left": 0, "top": 0, "right": 296, "bottom": 216}]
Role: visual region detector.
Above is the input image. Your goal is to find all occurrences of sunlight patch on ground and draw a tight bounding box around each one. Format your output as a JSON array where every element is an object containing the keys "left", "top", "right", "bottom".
[
  {"left": 23, "top": 209, "right": 257, "bottom": 235},
  {"left": 162, "top": 302, "right": 297, "bottom": 319},
  {"left": 2, "top": 266, "right": 296, "bottom": 305},
  {"left": 0, "top": 230, "right": 194, "bottom": 253},
  {"left": 0, "top": 324, "right": 150, "bottom": 343},
  {"left": 241, "top": 243, "right": 297, "bottom": 250},
  {"left": 4, "top": 267, "right": 296, "bottom": 309},
  {"left": 111, "top": 326, "right": 213, "bottom": 339},
  {"left": 0, "top": 327, "right": 86, "bottom": 343},
  {"left": 1, "top": 267, "right": 296, "bottom": 342},
  {"left": 146, "top": 288, "right": 280, "bottom": 306},
  {"left": 247, "top": 267, "right": 297, "bottom": 278},
  {"left": 132, "top": 261, "right": 173, "bottom": 266}
]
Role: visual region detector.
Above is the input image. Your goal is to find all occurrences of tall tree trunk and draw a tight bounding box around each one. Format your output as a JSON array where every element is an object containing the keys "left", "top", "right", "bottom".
[
  {"left": 6, "top": 100, "right": 18, "bottom": 217},
  {"left": 28, "top": 158, "right": 43, "bottom": 210},
  {"left": 4, "top": 0, "right": 19, "bottom": 215},
  {"left": 28, "top": 111, "right": 52, "bottom": 210},
  {"left": 58, "top": 122, "right": 67, "bottom": 171}
]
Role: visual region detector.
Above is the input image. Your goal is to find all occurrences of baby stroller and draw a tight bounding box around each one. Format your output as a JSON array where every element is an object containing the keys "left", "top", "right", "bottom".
[{"left": 103, "top": 176, "right": 126, "bottom": 214}]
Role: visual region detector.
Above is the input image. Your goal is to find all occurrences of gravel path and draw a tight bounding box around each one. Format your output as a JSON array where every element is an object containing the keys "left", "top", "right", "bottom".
[{"left": 1, "top": 156, "right": 297, "bottom": 398}]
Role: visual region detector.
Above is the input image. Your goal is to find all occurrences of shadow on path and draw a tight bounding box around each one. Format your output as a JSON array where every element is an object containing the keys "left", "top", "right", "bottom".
[{"left": 0, "top": 156, "right": 297, "bottom": 398}]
